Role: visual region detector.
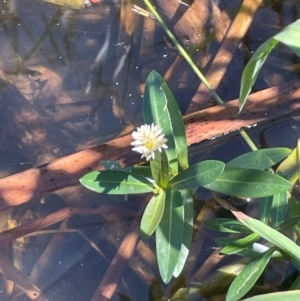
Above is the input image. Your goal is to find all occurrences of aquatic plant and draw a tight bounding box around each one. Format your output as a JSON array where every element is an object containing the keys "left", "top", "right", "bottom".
[{"left": 81, "top": 5, "right": 300, "bottom": 301}]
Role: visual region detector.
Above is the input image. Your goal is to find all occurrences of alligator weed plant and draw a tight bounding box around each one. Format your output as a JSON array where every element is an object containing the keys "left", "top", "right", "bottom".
[{"left": 79, "top": 70, "right": 292, "bottom": 286}]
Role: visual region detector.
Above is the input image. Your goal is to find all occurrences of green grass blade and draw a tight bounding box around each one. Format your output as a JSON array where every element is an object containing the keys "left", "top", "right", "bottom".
[
  {"left": 239, "top": 19, "right": 300, "bottom": 112},
  {"left": 168, "top": 160, "right": 225, "bottom": 190},
  {"left": 205, "top": 168, "right": 292, "bottom": 198},
  {"left": 140, "top": 190, "right": 166, "bottom": 239},
  {"left": 204, "top": 218, "right": 252, "bottom": 233},
  {"left": 156, "top": 190, "right": 184, "bottom": 283},
  {"left": 232, "top": 210, "right": 300, "bottom": 264},
  {"left": 226, "top": 148, "right": 291, "bottom": 170},
  {"left": 79, "top": 170, "right": 154, "bottom": 194},
  {"left": 226, "top": 248, "right": 276, "bottom": 301},
  {"left": 220, "top": 233, "right": 260, "bottom": 255},
  {"left": 241, "top": 290, "right": 300, "bottom": 301}
]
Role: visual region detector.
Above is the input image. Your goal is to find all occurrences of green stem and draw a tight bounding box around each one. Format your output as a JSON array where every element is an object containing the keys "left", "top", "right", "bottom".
[
  {"left": 143, "top": 0, "right": 223, "bottom": 105},
  {"left": 239, "top": 129, "right": 258, "bottom": 151},
  {"left": 143, "top": 0, "right": 258, "bottom": 151}
]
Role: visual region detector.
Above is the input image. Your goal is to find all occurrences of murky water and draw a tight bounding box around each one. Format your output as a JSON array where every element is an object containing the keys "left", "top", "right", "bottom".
[{"left": 0, "top": 0, "right": 300, "bottom": 300}]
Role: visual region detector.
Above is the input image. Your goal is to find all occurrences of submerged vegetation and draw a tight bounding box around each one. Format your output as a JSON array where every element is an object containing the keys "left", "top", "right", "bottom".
[
  {"left": 1, "top": 0, "right": 300, "bottom": 301},
  {"left": 80, "top": 6, "right": 300, "bottom": 299}
]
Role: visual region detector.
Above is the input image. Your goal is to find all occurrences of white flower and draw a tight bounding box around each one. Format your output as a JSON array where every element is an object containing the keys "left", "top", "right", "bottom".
[{"left": 131, "top": 123, "right": 168, "bottom": 161}]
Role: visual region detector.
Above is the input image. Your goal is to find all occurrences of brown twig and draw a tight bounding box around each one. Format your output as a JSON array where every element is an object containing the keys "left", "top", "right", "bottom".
[
  {"left": 90, "top": 204, "right": 144, "bottom": 301},
  {"left": 0, "top": 207, "right": 137, "bottom": 242},
  {"left": 0, "top": 79, "right": 299, "bottom": 210},
  {"left": 0, "top": 254, "right": 48, "bottom": 300}
]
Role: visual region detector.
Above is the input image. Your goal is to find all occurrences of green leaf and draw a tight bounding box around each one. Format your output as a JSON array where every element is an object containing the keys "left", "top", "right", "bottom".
[
  {"left": 259, "top": 196, "right": 272, "bottom": 224},
  {"left": 290, "top": 274, "right": 300, "bottom": 290},
  {"left": 226, "top": 148, "right": 291, "bottom": 170},
  {"left": 126, "top": 166, "right": 152, "bottom": 179},
  {"left": 240, "top": 19, "right": 300, "bottom": 111},
  {"left": 144, "top": 71, "right": 178, "bottom": 174},
  {"left": 276, "top": 215, "right": 300, "bottom": 233},
  {"left": 79, "top": 170, "right": 154, "bottom": 195},
  {"left": 204, "top": 218, "right": 252, "bottom": 233},
  {"left": 231, "top": 210, "right": 300, "bottom": 264},
  {"left": 160, "top": 77, "right": 189, "bottom": 170},
  {"left": 156, "top": 190, "right": 184, "bottom": 284},
  {"left": 141, "top": 190, "right": 166, "bottom": 239},
  {"left": 150, "top": 150, "right": 169, "bottom": 188},
  {"left": 241, "top": 290, "right": 300, "bottom": 301},
  {"left": 288, "top": 197, "right": 300, "bottom": 240},
  {"left": 270, "top": 191, "right": 288, "bottom": 228},
  {"left": 173, "top": 189, "right": 194, "bottom": 277},
  {"left": 216, "top": 238, "right": 282, "bottom": 259},
  {"left": 220, "top": 233, "right": 260, "bottom": 255},
  {"left": 205, "top": 168, "right": 292, "bottom": 198},
  {"left": 276, "top": 147, "right": 299, "bottom": 185},
  {"left": 168, "top": 160, "right": 225, "bottom": 190},
  {"left": 226, "top": 248, "right": 276, "bottom": 301}
]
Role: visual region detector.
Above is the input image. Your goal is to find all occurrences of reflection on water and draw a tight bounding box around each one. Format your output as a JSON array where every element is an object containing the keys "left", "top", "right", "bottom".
[{"left": 0, "top": 0, "right": 300, "bottom": 300}]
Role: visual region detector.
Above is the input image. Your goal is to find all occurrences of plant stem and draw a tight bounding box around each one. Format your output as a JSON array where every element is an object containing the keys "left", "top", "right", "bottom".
[
  {"left": 239, "top": 129, "right": 258, "bottom": 151},
  {"left": 143, "top": 0, "right": 258, "bottom": 151},
  {"left": 143, "top": 0, "right": 223, "bottom": 105}
]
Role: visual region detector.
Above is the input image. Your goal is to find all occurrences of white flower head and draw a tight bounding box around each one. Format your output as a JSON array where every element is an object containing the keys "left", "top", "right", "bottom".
[{"left": 131, "top": 123, "right": 168, "bottom": 161}]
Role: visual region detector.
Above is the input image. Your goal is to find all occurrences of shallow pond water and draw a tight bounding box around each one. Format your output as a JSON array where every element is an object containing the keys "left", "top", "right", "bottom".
[{"left": 0, "top": 0, "right": 300, "bottom": 301}]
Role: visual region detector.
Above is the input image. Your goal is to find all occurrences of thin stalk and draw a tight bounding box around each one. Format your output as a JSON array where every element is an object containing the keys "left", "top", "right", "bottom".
[
  {"left": 143, "top": 0, "right": 258, "bottom": 151},
  {"left": 143, "top": 0, "right": 223, "bottom": 105},
  {"left": 239, "top": 129, "right": 258, "bottom": 151}
]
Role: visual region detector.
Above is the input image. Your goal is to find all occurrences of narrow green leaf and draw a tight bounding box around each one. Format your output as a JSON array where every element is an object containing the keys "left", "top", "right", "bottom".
[
  {"left": 288, "top": 197, "right": 300, "bottom": 240},
  {"left": 204, "top": 218, "right": 252, "bottom": 233},
  {"left": 168, "top": 160, "right": 225, "bottom": 190},
  {"left": 241, "top": 289, "right": 300, "bottom": 301},
  {"left": 160, "top": 77, "right": 189, "bottom": 170},
  {"left": 79, "top": 170, "right": 154, "bottom": 195},
  {"left": 240, "top": 19, "right": 300, "bottom": 111},
  {"left": 205, "top": 168, "right": 292, "bottom": 198},
  {"left": 276, "top": 215, "right": 300, "bottom": 233},
  {"left": 215, "top": 237, "right": 258, "bottom": 258},
  {"left": 156, "top": 190, "right": 184, "bottom": 283},
  {"left": 226, "top": 148, "right": 291, "bottom": 170},
  {"left": 150, "top": 151, "right": 169, "bottom": 188},
  {"left": 259, "top": 196, "right": 272, "bottom": 224},
  {"left": 141, "top": 190, "right": 166, "bottom": 239},
  {"left": 216, "top": 237, "right": 282, "bottom": 259},
  {"left": 144, "top": 71, "right": 178, "bottom": 173},
  {"left": 290, "top": 274, "right": 300, "bottom": 290},
  {"left": 276, "top": 147, "right": 299, "bottom": 185},
  {"left": 220, "top": 233, "right": 260, "bottom": 255},
  {"left": 231, "top": 210, "right": 300, "bottom": 264},
  {"left": 270, "top": 191, "right": 288, "bottom": 228},
  {"left": 173, "top": 189, "right": 194, "bottom": 277},
  {"left": 226, "top": 248, "right": 276, "bottom": 301}
]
